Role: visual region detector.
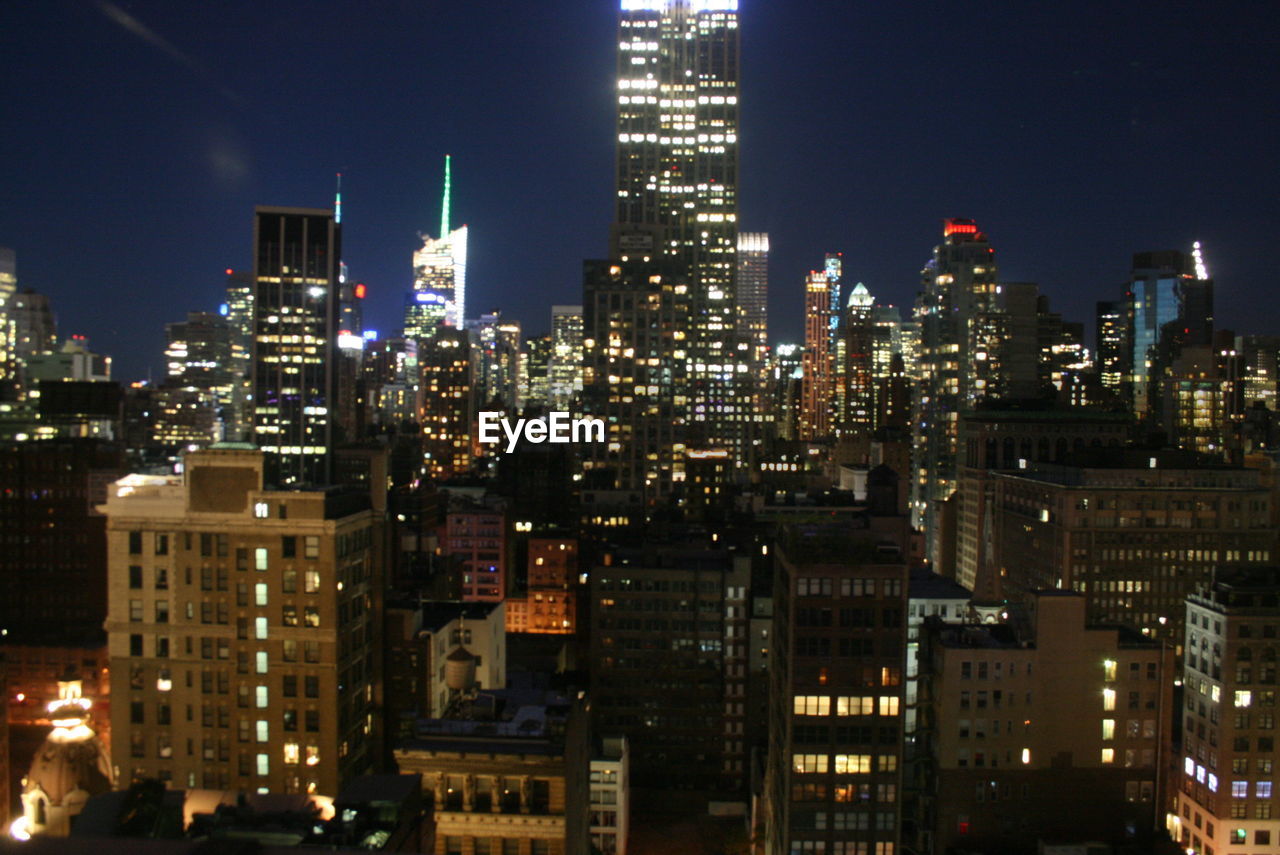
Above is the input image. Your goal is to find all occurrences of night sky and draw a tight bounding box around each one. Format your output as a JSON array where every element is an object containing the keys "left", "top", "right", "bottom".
[{"left": 3, "top": 0, "right": 1279, "bottom": 382}]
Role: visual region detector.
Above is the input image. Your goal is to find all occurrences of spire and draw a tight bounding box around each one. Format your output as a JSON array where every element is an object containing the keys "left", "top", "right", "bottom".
[
  {"left": 440, "top": 154, "right": 452, "bottom": 237},
  {"left": 334, "top": 172, "right": 343, "bottom": 224}
]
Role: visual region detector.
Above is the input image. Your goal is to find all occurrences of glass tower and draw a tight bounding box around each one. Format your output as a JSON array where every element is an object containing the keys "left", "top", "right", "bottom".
[
  {"left": 411, "top": 155, "right": 468, "bottom": 333},
  {"left": 250, "top": 207, "right": 341, "bottom": 486}
]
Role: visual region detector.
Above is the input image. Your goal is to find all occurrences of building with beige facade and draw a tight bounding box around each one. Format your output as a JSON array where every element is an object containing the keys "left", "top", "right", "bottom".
[
  {"left": 915, "top": 591, "right": 1174, "bottom": 854},
  {"left": 102, "top": 446, "right": 381, "bottom": 796}
]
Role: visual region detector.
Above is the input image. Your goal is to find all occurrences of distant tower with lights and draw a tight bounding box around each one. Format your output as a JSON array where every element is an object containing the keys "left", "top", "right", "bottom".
[
  {"left": 249, "top": 206, "right": 341, "bottom": 486},
  {"left": 410, "top": 155, "right": 468, "bottom": 334}
]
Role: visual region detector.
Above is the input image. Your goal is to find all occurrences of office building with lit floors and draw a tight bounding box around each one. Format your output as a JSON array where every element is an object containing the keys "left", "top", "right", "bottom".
[
  {"left": 765, "top": 522, "right": 910, "bottom": 855},
  {"left": 913, "top": 591, "right": 1174, "bottom": 854},
  {"left": 102, "top": 447, "right": 380, "bottom": 796},
  {"left": 1172, "top": 567, "right": 1280, "bottom": 855},
  {"left": 588, "top": 543, "right": 752, "bottom": 795},
  {"left": 250, "top": 207, "right": 342, "bottom": 486}
]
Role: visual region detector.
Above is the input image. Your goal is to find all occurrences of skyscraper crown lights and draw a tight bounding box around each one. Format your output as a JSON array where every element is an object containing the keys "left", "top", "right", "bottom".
[{"left": 621, "top": 0, "right": 737, "bottom": 10}]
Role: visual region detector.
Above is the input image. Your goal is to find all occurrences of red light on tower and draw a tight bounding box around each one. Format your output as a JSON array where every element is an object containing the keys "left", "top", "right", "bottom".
[
  {"left": 354, "top": 283, "right": 367, "bottom": 299},
  {"left": 224, "top": 268, "right": 234, "bottom": 276},
  {"left": 944, "top": 218, "right": 980, "bottom": 237}
]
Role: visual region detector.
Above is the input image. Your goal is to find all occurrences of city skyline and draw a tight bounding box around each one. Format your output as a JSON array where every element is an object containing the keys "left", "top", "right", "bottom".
[{"left": 2, "top": 1, "right": 1279, "bottom": 380}]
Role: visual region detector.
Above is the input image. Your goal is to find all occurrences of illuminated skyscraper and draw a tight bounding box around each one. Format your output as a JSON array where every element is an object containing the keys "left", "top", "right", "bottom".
[
  {"left": 841, "top": 282, "right": 875, "bottom": 432},
  {"left": 250, "top": 207, "right": 341, "bottom": 486},
  {"left": 411, "top": 155, "right": 468, "bottom": 332},
  {"left": 548, "top": 305, "right": 584, "bottom": 411},
  {"left": 1096, "top": 299, "right": 1130, "bottom": 397},
  {"left": 0, "top": 247, "right": 16, "bottom": 384},
  {"left": 419, "top": 327, "right": 474, "bottom": 481},
  {"left": 801, "top": 270, "right": 833, "bottom": 440},
  {"left": 613, "top": 0, "right": 751, "bottom": 459},
  {"left": 911, "top": 219, "right": 998, "bottom": 564},
  {"left": 737, "top": 232, "right": 769, "bottom": 403}
]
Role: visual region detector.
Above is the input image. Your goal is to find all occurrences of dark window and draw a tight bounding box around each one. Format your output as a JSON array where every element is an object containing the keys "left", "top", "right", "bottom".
[
  {"left": 129, "top": 566, "right": 143, "bottom": 589},
  {"left": 282, "top": 536, "right": 296, "bottom": 559},
  {"left": 129, "top": 531, "right": 143, "bottom": 554}
]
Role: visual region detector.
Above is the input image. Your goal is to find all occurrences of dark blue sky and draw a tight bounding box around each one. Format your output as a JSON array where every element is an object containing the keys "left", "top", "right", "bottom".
[{"left": 2, "top": 0, "right": 1279, "bottom": 381}]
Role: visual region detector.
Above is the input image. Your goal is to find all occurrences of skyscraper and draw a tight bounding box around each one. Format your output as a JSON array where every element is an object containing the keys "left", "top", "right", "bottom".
[
  {"left": 250, "top": 207, "right": 341, "bottom": 487},
  {"left": 801, "top": 270, "right": 833, "bottom": 440},
  {"left": 548, "top": 305, "right": 584, "bottom": 411},
  {"left": 911, "top": 219, "right": 999, "bottom": 564},
  {"left": 0, "top": 247, "right": 17, "bottom": 385},
  {"left": 612, "top": 0, "right": 751, "bottom": 459},
  {"left": 737, "top": 232, "right": 769, "bottom": 405},
  {"left": 410, "top": 155, "right": 468, "bottom": 332},
  {"left": 1096, "top": 298, "right": 1131, "bottom": 398},
  {"left": 842, "top": 282, "right": 875, "bottom": 432}
]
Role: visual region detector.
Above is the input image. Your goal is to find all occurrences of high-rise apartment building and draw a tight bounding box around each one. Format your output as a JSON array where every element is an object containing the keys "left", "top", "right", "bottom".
[
  {"left": 549, "top": 305, "right": 584, "bottom": 411},
  {"left": 1097, "top": 299, "right": 1131, "bottom": 397},
  {"left": 411, "top": 155, "right": 468, "bottom": 332},
  {"left": 250, "top": 207, "right": 341, "bottom": 486},
  {"left": 801, "top": 270, "right": 834, "bottom": 440},
  {"left": 1172, "top": 567, "right": 1280, "bottom": 855},
  {"left": 912, "top": 219, "right": 999, "bottom": 565},
  {"left": 766, "top": 523, "right": 911, "bottom": 855},
  {"left": 468, "top": 311, "right": 522, "bottom": 410},
  {"left": 1129, "top": 249, "right": 1214, "bottom": 420},
  {"left": 103, "top": 448, "right": 380, "bottom": 795},
  {"left": 165, "top": 311, "right": 238, "bottom": 439},
  {"left": 612, "top": 0, "right": 752, "bottom": 461}
]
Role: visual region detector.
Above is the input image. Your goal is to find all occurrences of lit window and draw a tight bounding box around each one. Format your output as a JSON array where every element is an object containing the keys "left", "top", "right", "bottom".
[
  {"left": 255, "top": 548, "right": 268, "bottom": 571},
  {"left": 256, "top": 686, "right": 268, "bottom": 708},
  {"left": 305, "top": 744, "right": 320, "bottom": 766},
  {"left": 254, "top": 502, "right": 269, "bottom": 519},
  {"left": 255, "top": 651, "right": 268, "bottom": 674},
  {"left": 1101, "top": 749, "right": 1115, "bottom": 764},
  {"left": 1102, "top": 719, "right": 1115, "bottom": 741},
  {"left": 1102, "top": 689, "right": 1116, "bottom": 711},
  {"left": 1236, "top": 691, "right": 1253, "bottom": 708},
  {"left": 283, "top": 742, "right": 300, "bottom": 765},
  {"left": 255, "top": 617, "right": 268, "bottom": 640},
  {"left": 255, "top": 583, "right": 268, "bottom": 606},
  {"left": 1021, "top": 748, "right": 1031, "bottom": 765},
  {"left": 879, "top": 697, "right": 900, "bottom": 716},
  {"left": 1103, "top": 659, "right": 1117, "bottom": 681},
  {"left": 792, "top": 695, "right": 829, "bottom": 716},
  {"left": 256, "top": 753, "right": 269, "bottom": 776},
  {"left": 256, "top": 720, "right": 269, "bottom": 742}
]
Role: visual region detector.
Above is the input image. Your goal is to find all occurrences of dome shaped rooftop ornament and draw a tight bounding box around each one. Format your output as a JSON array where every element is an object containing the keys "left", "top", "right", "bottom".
[
  {"left": 847, "top": 282, "right": 873, "bottom": 309},
  {"left": 10, "top": 668, "right": 114, "bottom": 840}
]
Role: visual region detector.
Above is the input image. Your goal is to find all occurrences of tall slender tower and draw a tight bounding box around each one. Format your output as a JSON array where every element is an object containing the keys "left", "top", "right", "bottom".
[
  {"left": 250, "top": 207, "right": 341, "bottom": 486},
  {"left": 737, "top": 232, "right": 769, "bottom": 406},
  {"left": 801, "top": 270, "right": 833, "bottom": 440},
  {"left": 911, "top": 219, "right": 998, "bottom": 565},
  {"left": 612, "top": 0, "right": 749, "bottom": 458},
  {"left": 410, "top": 156, "right": 468, "bottom": 334}
]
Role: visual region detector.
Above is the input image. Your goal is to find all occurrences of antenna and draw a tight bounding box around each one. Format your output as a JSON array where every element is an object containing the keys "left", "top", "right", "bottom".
[
  {"left": 440, "top": 154, "right": 452, "bottom": 237},
  {"left": 334, "top": 172, "right": 343, "bottom": 224},
  {"left": 1192, "top": 241, "right": 1209, "bottom": 281}
]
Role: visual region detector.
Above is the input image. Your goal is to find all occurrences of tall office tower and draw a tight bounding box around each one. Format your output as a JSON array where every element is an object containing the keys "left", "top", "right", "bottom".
[
  {"left": 223, "top": 270, "right": 254, "bottom": 441},
  {"left": 1000, "top": 281, "right": 1043, "bottom": 398},
  {"left": 468, "top": 311, "right": 522, "bottom": 410},
  {"left": 363, "top": 335, "right": 420, "bottom": 428},
  {"left": 418, "top": 327, "right": 474, "bottom": 481},
  {"left": 338, "top": 280, "right": 365, "bottom": 343},
  {"left": 548, "top": 305, "right": 584, "bottom": 411},
  {"left": 9, "top": 290, "right": 56, "bottom": 364},
  {"left": 914, "top": 592, "right": 1174, "bottom": 854},
  {"left": 766, "top": 523, "right": 910, "bottom": 855},
  {"left": 871, "top": 305, "right": 903, "bottom": 384},
  {"left": 1129, "top": 249, "right": 1214, "bottom": 419},
  {"left": 581, "top": 258, "right": 688, "bottom": 497},
  {"left": 103, "top": 449, "right": 380, "bottom": 795},
  {"left": 824, "top": 255, "right": 846, "bottom": 426},
  {"left": 0, "top": 247, "right": 15, "bottom": 384},
  {"left": 842, "top": 282, "right": 875, "bottom": 433},
  {"left": 521, "top": 333, "right": 553, "bottom": 412},
  {"left": 165, "top": 311, "right": 237, "bottom": 437},
  {"left": 770, "top": 343, "right": 804, "bottom": 440},
  {"left": 612, "top": 0, "right": 751, "bottom": 460},
  {"left": 250, "top": 207, "right": 341, "bottom": 486},
  {"left": 801, "top": 270, "right": 834, "bottom": 440},
  {"left": 898, "top": 320, "right": 921, "bottom": 379},
  {"left": 911, "top": 219, "right": 999, "bottom": 566},
  {"left": 1096, "top": 299, "right": 1131, "bottom": 398},
  {"left": 411, "top": 155, "right": 467, "bottom": 331},
  {"left": 737, "top": 233, "right": 770, "bottom": 405},
  {"left": 1172, "top": 567, "right": 1280, "bottom": 855}
]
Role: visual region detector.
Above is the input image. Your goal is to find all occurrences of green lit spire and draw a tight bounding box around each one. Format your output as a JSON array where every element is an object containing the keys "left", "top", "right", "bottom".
[{"left": 439, "top": 154, "right": 452, "bottom": 237}]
